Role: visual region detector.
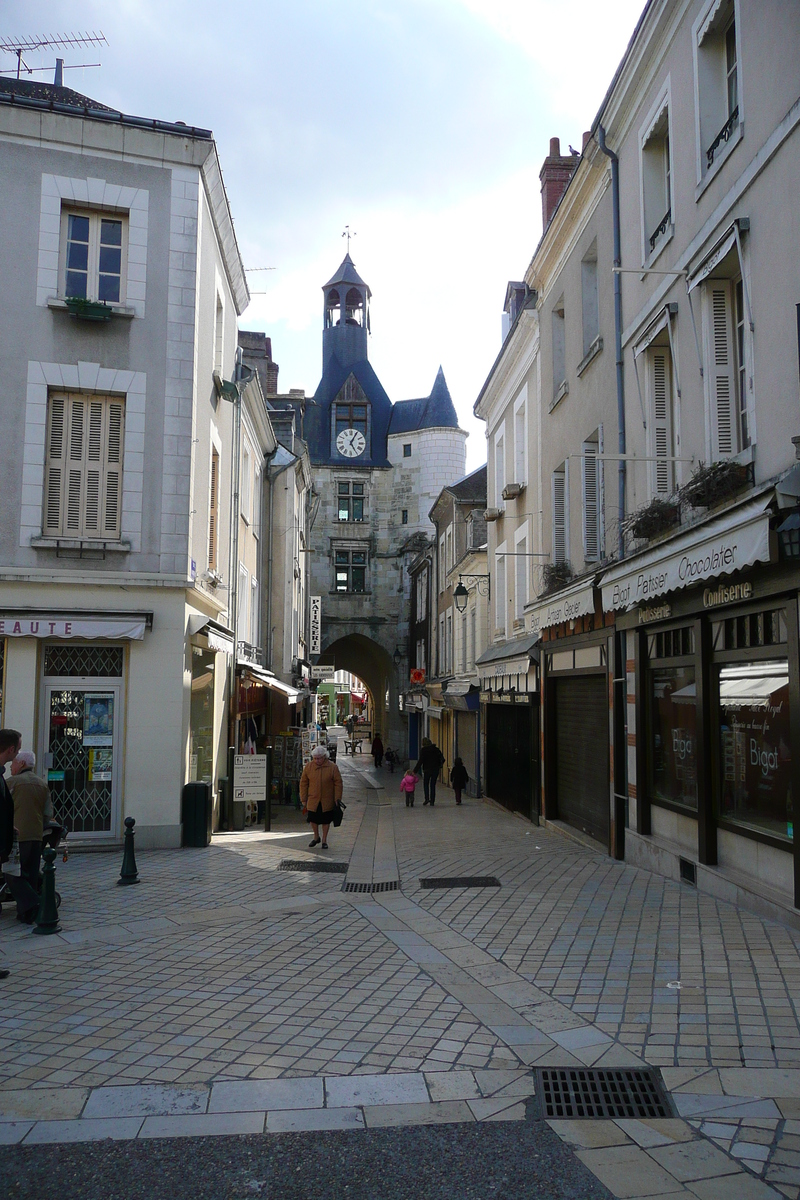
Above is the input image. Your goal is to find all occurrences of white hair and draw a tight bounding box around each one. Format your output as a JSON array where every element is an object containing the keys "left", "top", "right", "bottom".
[
  {"left": 311, "top": 744, "right": 329, "bottom": 758},
  {"left": 15, "top": 750, "right": 35, "bottom": 769}
]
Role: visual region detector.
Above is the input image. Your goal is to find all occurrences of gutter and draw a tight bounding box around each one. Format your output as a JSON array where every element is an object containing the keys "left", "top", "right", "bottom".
[{"left": 597, "top": 124, "right": 626, "bottom": 561}]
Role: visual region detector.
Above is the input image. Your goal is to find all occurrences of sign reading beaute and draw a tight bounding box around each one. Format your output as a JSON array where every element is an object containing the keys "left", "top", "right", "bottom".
[{"left": 0, "top": 617, "right": 146, "bottom": 640}]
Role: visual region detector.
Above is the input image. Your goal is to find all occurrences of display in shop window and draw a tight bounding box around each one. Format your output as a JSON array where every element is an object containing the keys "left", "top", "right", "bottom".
[
  {"left": 649, "top": 666, "right": 698, "bottom": 810},
  {"left": 83, "top": 694, "right": 114, "bottom": 747}
]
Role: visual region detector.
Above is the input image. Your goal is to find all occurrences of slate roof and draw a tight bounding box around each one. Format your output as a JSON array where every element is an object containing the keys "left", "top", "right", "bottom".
[
  {"left": 448, "top": 464, "right": 487, "bottom": 503},
  {"left": 306, "top": 356, "right": 393, "bottom": 467},
  {"left": 0, "top": 77, "right": 119, "bottom": 112},
  {"left": 323, "top": 253, "right": 371, "bottom": 296},
  {"left": 388, "top": 366, "right": 459, "bottom": 434},
  {"left": 0, "top": 76, "right": 212, "bottom": 138}
]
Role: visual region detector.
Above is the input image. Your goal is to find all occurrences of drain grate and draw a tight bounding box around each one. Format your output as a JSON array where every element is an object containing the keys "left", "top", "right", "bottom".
[
  {"left": 279, "top": 860, "right": 348, "bottom": 874},
  {"left": 342, "top": 880, "right": 400, "bottom": 893},
  {"left": 536, "top": 1068, "right": 673, "bottom": 1119},
  {"left": 419, "top": 877, "right": 500, "bottom": 889}
]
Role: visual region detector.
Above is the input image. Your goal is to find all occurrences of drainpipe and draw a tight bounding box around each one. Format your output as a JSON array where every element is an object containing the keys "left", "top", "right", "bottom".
[
  {"left": 265, "top": 447, "right": 279, "bottom": 670},
  {"left": 597, "top": 125, "right": 626, "bottom": 560}
]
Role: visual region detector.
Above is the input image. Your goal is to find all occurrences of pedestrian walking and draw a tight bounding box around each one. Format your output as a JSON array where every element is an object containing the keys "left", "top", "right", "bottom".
[
  {"left": 6, "top": 751, "right": 50, "bottom": 924},
  {"left": 414, "top": 737, "right": 445, "bottom": 806},
  {"left": 450, "top": 757, "right": 469, "bottom": 806},
  {"left": 371, "top": 733, "right": 384, "bottom": 769},
  {"left": 399, "top": 768, "right": 419, "bottom": 807},
  {"left": 300, "top": 744, "right": 343, "bottom": 850},
  {"left": 0, "top": 728, "right": 21, "bottom": 977}
]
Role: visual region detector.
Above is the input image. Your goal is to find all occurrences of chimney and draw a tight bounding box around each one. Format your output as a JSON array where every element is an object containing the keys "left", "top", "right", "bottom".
[
  {"left": 54, "top": 58, "right": 64, "bottom": 87},
  {"left": 539, "top": 136, "right": 579, "bottom": 229}
]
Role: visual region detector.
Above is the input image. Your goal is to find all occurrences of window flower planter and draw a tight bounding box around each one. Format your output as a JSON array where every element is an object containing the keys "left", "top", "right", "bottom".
[
  {"left": 679, "top": 461, "right": 752, "bottom": 509},
  {"left": 542, "top": 561, "right": 573, "bottom": 595},
  {"left": 64, "top": 296, "right": 113, "bottom": 322},
  {"left": 624, "top": 498, "right": 680, "bottom": 541}
]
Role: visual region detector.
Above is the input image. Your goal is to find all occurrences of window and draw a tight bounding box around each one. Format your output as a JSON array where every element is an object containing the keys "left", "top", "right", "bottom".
[
  {"left": 214, "top": 295, "right": 224, "bottom": 375},
  {"left": 43, "top": 392, "right": 124, "bottom": 539},
  {"left": 495, "top": 545, "right": 507, "bottom": 634},
  {"left": 581, "top": 252, "right": 599, "bottom": 356},
  {"left": 250, "top": 577, "right": 259, "bottom": 646},
  {"left": 641, "top": 104, "right": 672, "bottom": 257},
  {"left": 734, "top": 279, "right": 749, "bottom": 450},
  {"left": 582, "top": 432, "right": 603, "bottom": 561},
  {"left": 416, "top": 638, "right": 425, "bottom": 670},
  {"left": 401, "top": 509, "right": 408, "bottom": 524},
  {"left": 403, "top": 443, "right": 411, "bottom": 457},
  {"left": 416, "top": 571, "right": 428, "bottom": 620},
  {"left": 238, "top": 564, "right": 249, "bottom": 637},
  {"left": 438, "top": 614, "right": 445, "bottom": 674},
  {"left": 242, "top": 446, "right": 252, "bottom": 524},
  {"left": 337, "top": 481, "right": 365, "bottom": 522},
  {"left": 439, "top": 536, "right": 446, "bottom": 592},
  {"left": 552, "top": 463, "right": 568, "bottom": 564},
  {"left": 494, "top": 431, "right": 505, "bottom": 507},
  {"left": 718, "top": 659, "right": 791, "bottom": 840},
  {"left": 647, "top": 623, "right": 698, "bottom": 812},
  {"left": 61, "top": 210, "right": 126, "bottom": 304},
  {"left": 335, "top": 402, "right": 367, "bottom": 438},
  {"left": 646, "top": 345, "right": 675, "bottom": 495},
  {"left": 470, "top": 609, "right": 476, "bottom": 668},
  {"left": 461, "top": 614, "right": 468, "bottom": 673},
  {"left": 515, "top": 535, "right": 528, "bottom": 620},
  {"left": 514, "top": 389, "right": 526, "bottom": 485},
  {"left": 334, "top": 549, "right": 367, "bottom": 593},
  {"left": 694, "top": 2, "right": 740, "bottom": 178},
  {"left": 446, "top": 611, "right": 453, "bottom": 676},
  {"left": 208, "top": 447, "right": 220, "bottom": 570},
  {"left": 445, "top": 525, "right": 453, "bottom": 572},
  {"left": 704, "top": 279, "right": 750, "bottom": 458},
  {"left": 552, "top": 301, "right": 566, "bottom": 398}
]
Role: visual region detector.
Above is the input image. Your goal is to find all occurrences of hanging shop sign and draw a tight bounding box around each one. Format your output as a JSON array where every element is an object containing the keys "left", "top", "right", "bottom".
[
  {"left": 601, "top": 495, "right": 771, "bottom": 612},
  {"left": 0, "top": 615, "right": 146, "bottom": 639},
  {"left": 530, "top": 581, "right": 596, "bottom": 632},
  {"left": 310, "top": 597, "right": 322, "bottom": 655},
  {"left": 311, "top": 665, "right": 335, "bottom": 680}
]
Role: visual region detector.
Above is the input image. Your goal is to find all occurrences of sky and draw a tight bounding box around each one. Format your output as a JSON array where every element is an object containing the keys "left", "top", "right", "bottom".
[{"left": 4, "top": 0, "right": 644, "bottom": 469}]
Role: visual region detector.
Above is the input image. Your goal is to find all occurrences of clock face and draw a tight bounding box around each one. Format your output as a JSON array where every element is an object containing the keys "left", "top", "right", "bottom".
[{"left": 336, "top": 428, "right": 366, "bottom": 457}]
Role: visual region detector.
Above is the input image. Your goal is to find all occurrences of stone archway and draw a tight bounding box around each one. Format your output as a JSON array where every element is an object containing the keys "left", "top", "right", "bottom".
[{"left": 317, "top": 633, "right": 404, "bottom": 751}]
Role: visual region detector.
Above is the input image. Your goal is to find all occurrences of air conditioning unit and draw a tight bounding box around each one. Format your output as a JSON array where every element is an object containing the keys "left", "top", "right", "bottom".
[
  {"left": 502, "top": 482, "right": 525, "bottom": 500},
  {"left": 483, "top": 507, "right": 504, "bottom": 522}
]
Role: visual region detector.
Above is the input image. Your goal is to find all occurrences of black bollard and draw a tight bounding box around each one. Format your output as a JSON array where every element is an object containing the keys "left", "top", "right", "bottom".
[
  {"left": 118, "top": 816, "right": 140, "bottom": 886},
  {"left": 33, "top": 847, "right": 61, "bottom": 935}
]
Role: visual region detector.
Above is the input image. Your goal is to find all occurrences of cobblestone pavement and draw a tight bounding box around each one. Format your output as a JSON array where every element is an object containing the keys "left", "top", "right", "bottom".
[{"left": 0, "top": 751, "right": 798, "bottom": 1198}]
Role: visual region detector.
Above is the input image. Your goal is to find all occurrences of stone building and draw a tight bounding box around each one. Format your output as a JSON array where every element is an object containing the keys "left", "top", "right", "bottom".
[{"left": 300, "top": 255, "right": 466, "bottom": 749}]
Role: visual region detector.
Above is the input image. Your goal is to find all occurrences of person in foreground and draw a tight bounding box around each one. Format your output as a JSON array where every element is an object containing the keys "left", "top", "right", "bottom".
[
  {"left": 7, "top": 751, "right": 50, "bottom": 924},
  {"left": 414, "top": 737, "right": 445, "bottom": 806},
  {"left": 0, "top": 728, "right": 22, "bottom": 978},
  {"left": 300, "top": 743, "right": 343, "bottom": 849}
]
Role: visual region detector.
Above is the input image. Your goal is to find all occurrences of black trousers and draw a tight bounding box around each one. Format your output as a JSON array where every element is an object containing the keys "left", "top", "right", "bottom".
[
  {"left": 423, "top": 772, "right": 438, "bottom": 804},
  {"left": 4, "top": 840, "right": 41, "bottom": 918}
]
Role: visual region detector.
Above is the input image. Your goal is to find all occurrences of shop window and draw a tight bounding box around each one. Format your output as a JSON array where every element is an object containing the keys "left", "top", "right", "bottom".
[
  {"left": 649, "top": 666, "right": 698, "bottom": 811},
  {"left": 648, "top": 626, "right": 696, "bottom": 659},
  {"left": 190, "top": 644, "right": 216, "bottom": 785},
  {"left": 60, "top": 209, "right": 127, "bottom": 304},
  {"left": 712, "top": 610, "right": 787, "bottom": 651},
  {"left": 337, "top": 480, "right": 365, "bottom": 522},
  {"left": 44, "top": 392, "right": 125, "bottom": 540},
  {"left": 334, "top": 549, "right": 367, "bottom": 593},
  {"left": 717, "top": 659, "right": 791, "bottom": 840}
]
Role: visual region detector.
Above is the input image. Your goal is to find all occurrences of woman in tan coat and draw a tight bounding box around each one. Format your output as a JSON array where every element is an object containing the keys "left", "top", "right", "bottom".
[{"left": 300, "top": 744, "right": 343, "bottom": 849}]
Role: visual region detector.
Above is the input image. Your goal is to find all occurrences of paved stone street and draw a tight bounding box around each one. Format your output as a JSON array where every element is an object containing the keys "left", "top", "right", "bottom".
[{"left": 1, "top": 752, "right": 799, "bottom": 1199}]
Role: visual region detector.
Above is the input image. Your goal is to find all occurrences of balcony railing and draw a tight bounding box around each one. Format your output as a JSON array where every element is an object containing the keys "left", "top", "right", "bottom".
[
  {"left": 238, "top": 641, "right": 265, "bottom": 666},
  {"left": 706, "top": 106, "right": 739, "bottom": 167},
  {"left": 649, "top": 207, "right": 671, "bottom": 252}
]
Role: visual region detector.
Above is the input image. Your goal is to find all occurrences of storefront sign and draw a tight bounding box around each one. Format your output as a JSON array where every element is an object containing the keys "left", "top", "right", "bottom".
[
  {"left": 310, "top": 596, "right": 322, "bottom": 655},
  {"left": 703, "top": 581, "right": 753, "bottom": 608},
  {"left": 233, "top": 754, "right": 267, "bottom": 802},
  {"left": 638, "top": 603, "right": 672, "bottom": 624},
  {"left": 311, "top": 665, "right": 335, "bottom": 680},
  {"left": 601, "top": 496, "right": 771, "bottom": 612},
  {"left": 531, "top": 582, "right": 596, "bottom": 631},
  {"left": 0, "top": 616, "right": 146, "bottom": 639},
  {"left": 481, "top": 656, "right": 531, "bottom": 678}
]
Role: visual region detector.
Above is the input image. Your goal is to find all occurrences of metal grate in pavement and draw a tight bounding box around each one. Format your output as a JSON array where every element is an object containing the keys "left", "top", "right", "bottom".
[
  {"left": 419, "top": 877, "right": 500, "bottom": 889},
  {"left": 536, "top": 1068, "right": 673, "bottom": 1119},
  {"left": 279, "top": 860, "right": 349, "bottom": 874},
  {"left": 342, "top": 880, "right": 400, "bottom": 893}
]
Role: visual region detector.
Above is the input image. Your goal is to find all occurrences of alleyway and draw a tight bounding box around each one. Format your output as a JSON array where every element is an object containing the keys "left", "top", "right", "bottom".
[{"left": 0, "top": 753, "right": 798, "bottom": 1199}]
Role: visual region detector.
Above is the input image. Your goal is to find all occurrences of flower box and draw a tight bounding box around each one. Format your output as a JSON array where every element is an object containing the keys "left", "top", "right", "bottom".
[
  {"left": 679, "top": 461, "right": 752, "bottom": 509},
  {"left": 64, "top": 296, "right": 113, "bottom": 322}
]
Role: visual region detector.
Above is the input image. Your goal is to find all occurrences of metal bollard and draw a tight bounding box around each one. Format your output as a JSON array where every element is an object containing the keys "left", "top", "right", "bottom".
[
  {"left": 33, "top": 847, "right": 61, "bottom": 935},
  {"left": 118, "top": 816, "right": 140, "bottom": 886}
]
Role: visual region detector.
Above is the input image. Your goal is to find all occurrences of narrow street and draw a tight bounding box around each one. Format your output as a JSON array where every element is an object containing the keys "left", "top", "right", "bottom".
[{"left": 0, "top": 752, "right": 798, "bottom": 1199}]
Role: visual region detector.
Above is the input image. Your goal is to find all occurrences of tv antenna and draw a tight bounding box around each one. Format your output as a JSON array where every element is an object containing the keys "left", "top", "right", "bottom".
[
  {"left": 245, "top": 267, "right": 276, "bottom": 295},
  {"left": 0, "top": 32, "right": 107, "bottom": 80}
]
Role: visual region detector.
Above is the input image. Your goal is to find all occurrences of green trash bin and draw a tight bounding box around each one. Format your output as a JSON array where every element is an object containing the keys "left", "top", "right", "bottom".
[{"left": 181, "top": 781, "right": 212, "bottom": 847}]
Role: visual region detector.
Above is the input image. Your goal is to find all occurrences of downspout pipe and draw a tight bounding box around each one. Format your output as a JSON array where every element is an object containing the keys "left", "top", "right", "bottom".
[
  {"left": 264, "top": 445, "right": 279, "bottom": 670},
  {"left": 597, "top": 124, "right": 626, "bottom": 560}
]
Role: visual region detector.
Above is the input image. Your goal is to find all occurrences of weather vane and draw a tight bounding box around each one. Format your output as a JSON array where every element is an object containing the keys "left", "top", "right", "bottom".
[{"left": 342, "top": 225, "right": 356, "bottom": 253}]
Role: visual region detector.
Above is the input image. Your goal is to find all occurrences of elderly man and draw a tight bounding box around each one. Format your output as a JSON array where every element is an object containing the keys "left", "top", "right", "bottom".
[
  {"left": 7, "top": 750, "right": 50, "bottom": 925},
  {"left": 0, "top": 729, "right": 21, "bottom": 974},
  {"left": 299, "top": 744, "right": 343, "bottom": 850}
]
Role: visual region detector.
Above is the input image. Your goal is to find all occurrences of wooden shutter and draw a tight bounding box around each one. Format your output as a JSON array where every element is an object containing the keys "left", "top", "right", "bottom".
[
  {"left": 651, "top": 349, "right": 673, "bottom": 495},
  {"left": 84, "top": 400, "right": 104, "bottom": 533},
  {"left": 103, "top": 401, "right": 124, "bottom": 537},
  {"left": 553, "top": 467, "right": 567, "bottom": 563},
  {"left": 582, "top": 443, "right": 599, "bottom": 561},
  {"left": 708, "top": 282, "right": 735, "bottom": 457},
  {"left": 208, "top": 449, "right": 219, "bottom": 570},
  {"left": 65, "top": 396, "right": 85, "bottom": 533},
  {"left": 44, "top": 394, "right": 66, "bottom": 533}
]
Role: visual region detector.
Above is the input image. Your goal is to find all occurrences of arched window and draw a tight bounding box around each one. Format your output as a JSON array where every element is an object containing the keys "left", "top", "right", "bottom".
[
  {"left": 325, "top": 288, "right": 341, "bottom": 329},
  {"left": 345, "top": 287, "right": 364, "bottom": 327}
]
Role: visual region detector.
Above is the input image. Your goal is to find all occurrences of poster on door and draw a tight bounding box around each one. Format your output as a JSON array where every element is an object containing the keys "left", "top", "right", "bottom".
[
  {"left": 88, "top": 748, "right": 113, "bottom": 782},
  {"left": 83, "top": 694, "right": 114, "bottom": 746}
]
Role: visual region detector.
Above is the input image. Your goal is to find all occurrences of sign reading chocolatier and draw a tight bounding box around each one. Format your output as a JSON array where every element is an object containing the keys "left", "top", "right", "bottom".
[{"left": 601, "top": 496, "right": 771, "bottom": 612}]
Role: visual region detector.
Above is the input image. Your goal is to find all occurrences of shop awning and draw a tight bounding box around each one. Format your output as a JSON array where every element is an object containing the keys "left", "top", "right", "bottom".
[
  {"left": 600, "top": 493, "right": 773, "bottom": 612},
  {"left": 236, "top": 664, "right": 302, "bottom": 704},
  {"left": 530, "top": 577, "right": 597, "bottom": 632},
  {"left": 187, "top": 615, "right": 234, "bottom": 654},
  {"left": 0, "top": 612, "right": 149, "bottom": 639},
  {"left": 476, "top": 632, "right": 540, "bottom": 679}
]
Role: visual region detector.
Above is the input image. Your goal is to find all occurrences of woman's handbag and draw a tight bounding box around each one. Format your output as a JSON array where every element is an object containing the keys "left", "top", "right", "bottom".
[{"left": 331, "top": 800, "right": 346, "bottom": 828}]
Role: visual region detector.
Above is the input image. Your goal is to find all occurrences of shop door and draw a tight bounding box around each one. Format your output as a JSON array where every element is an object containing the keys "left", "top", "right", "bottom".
[
  {"left": 457, "top": 712, "right": 477, "bottom": 795},
  {"left": 486, "top": 704, "right": 532, "bottom": 817},
  {"left": 554, "top": 675, "right": 609, "bottom": 844},
  {"left": 43, "top": 682, "right": 122, "bottom": 838}
]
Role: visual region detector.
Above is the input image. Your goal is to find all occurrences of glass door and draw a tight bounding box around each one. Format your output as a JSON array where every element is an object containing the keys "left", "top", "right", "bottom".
[{"left": 44, "top": 683, "right": 121, "bottom": 837}]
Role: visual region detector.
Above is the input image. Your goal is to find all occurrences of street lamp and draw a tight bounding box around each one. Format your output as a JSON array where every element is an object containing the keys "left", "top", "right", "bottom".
[
  {"left": 453, "top": 574, "right": 490, "bottom": 613},
  {"left": 778, "top": 510, "right": 800, "bottom": 559},
  {"left": 393, "top": 646, "right": 402, "bottom": 666}
]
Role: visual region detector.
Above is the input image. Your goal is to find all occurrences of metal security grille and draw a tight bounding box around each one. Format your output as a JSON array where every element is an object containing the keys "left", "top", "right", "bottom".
[
  {"left": 342, "top": 880, "right": 399, "bottom": 893},
  {"left": 48, "top": 688, "right": 112, "bottom": 833},
  {"left": 419, "top": 877, "right": 500, "bottom": 889},
  {"left": 279, "top": 860, "right": 348, "bottom": 874},
  {"left": 537, "top": 1069, "right": 672, "bottom": 1119},
  {"left": 43, "top": 644, "right": 124, "bottom": 678}
]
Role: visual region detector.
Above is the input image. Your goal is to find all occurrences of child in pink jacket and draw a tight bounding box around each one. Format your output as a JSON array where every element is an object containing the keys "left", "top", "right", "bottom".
[{"left": 399, "top": 769, "right": 419, "bottom": 808}]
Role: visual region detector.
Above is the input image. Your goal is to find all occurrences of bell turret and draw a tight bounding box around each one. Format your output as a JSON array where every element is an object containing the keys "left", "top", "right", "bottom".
[{"left": 322, "top": 254, "right": 371, "bottom": 370}]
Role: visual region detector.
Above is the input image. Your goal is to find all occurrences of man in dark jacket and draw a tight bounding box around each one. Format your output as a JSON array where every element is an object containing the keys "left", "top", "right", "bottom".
[
  {"left": 0, "top": 728, "right": 22, "bottom": 977},
  {"left": 414, "top": 738, "right": 445, "bottom": 806},
  {"left": 7, "top": 750, "right": 50, "bottom": 924}
]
